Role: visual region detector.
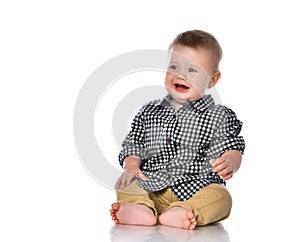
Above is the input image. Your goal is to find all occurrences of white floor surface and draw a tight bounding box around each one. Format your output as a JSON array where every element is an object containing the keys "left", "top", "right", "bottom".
[{"left": 109, "top": 223, "right": 230, "bottom": 242}]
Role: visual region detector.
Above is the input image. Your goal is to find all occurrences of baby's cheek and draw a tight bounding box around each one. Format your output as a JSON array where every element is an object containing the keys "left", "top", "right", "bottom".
[
  {"left": 189, "top": 79, "right": 209, "bottom": 93},
  {"left": 164, "top": 73, "right": 174, "bottom": 87}
]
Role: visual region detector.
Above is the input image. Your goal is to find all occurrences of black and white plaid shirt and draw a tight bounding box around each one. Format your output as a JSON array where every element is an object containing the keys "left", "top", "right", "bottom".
[{"left": 119, "top": 95, "right": 245, "bottom": 201}]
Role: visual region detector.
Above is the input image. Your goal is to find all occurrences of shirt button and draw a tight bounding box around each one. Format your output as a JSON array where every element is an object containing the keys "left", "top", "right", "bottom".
[{"left": 166, "top": 137, "right": 171, "bottom": 144}]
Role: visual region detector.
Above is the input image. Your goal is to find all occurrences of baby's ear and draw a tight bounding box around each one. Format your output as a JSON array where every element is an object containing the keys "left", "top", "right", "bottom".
[{"left": 208, "top": 71, "right": 221, "bottom": 88}]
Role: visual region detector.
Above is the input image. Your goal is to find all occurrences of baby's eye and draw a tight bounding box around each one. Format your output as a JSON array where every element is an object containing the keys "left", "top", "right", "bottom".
[
  {"left": 169, "top": 65, "right": 179, "bottom": 71},
  {"left": 188, "top": 67, "right": 198, "bottom": 73}
]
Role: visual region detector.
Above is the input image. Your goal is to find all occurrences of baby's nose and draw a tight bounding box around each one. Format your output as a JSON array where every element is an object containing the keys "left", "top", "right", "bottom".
[{"left": 176, "top": 73, "right": 187, "bottom": 81}]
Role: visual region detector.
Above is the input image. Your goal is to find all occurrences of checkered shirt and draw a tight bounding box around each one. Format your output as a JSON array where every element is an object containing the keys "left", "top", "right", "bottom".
[{"left": 119, "top": 95, "right": 245, "bottom": 201}]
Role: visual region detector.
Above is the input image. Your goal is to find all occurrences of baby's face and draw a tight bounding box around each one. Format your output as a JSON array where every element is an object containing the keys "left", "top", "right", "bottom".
[{"left": 165, "top": 45, "right": 217, "bottom": 105}]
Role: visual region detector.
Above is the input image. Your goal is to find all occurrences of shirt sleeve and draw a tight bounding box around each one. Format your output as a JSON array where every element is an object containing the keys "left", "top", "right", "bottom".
[
  {"left": 206, "top": 106, "right": 245, "bottom": 161},
  {"left": 118, "top": 105, "right": 147, "bottom": 167}
]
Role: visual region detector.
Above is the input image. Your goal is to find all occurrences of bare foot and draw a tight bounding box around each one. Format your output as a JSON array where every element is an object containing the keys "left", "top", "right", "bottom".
[
  {"left": 158, "top": 207, "right": 197, "bottom": 230},
  {"left": 110, "top": 202, "right": 156, "bottom": 226}
]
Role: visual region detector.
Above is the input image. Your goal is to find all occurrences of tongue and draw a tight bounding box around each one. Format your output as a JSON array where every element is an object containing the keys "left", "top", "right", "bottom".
[{"left": 177, "top": 84, "right": 188, "bottom": 89}]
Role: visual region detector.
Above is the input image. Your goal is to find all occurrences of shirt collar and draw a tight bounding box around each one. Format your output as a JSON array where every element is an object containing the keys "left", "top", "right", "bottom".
[
  {"left": 158, "top": 94, "right": 172, "bottom": 107},
  {"left": 188, "top": 95, "right": 215, "bottom": 112},
  {"left": 159, "top": 94, "right": 215, "bottom": 112}
]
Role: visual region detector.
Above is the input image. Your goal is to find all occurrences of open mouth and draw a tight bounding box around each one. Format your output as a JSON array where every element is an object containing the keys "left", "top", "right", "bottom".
[{"left": 174, "top": 83, "right": 189, "bottom": 92}]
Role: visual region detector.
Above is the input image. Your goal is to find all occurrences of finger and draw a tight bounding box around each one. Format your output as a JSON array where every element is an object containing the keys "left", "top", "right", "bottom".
[
  {"left": 114, "top": 177, "right": 122, "bottom": 190},
  {"left": 119, "top": 176, "right": 128, "bottom": 189},
  {"left": 218, "top": 166, "right": 233, "bottom": 178},
  {"left": 211, "top": 158, "right": 225, "bottom": 170},
  {"left": 125, "top": 175, "right": 133, "bottom": 187},
  {"left": 213, "top": 161, "right": 228, "bottom": 173},
  {"left": 215, "top": 157, "right": 226, "bottom": 166},
  {"left": 137, "top": 171, "right": 148, "bottom": 181},
  {"left": 221, "top": 171, "right": 233, "bottom": 181},
  {"left": 209, "top": 159, "right": 217, "bottom": 166},
  {"left": 120, "top": 172, "right": 136, "bottom": 188}
]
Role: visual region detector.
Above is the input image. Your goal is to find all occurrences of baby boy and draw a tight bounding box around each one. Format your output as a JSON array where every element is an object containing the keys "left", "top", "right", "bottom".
[{"left": 110, "top": 29, "right": 245, "bottom": 230}]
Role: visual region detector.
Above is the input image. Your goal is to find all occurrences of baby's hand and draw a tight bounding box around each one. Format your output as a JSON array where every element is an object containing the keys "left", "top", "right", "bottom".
[
  {"left": 209, "top": 157, "right": 234, "bottom": 181},
  {"left": 114, "top": 166, "right": 148, "bottom": 190}
]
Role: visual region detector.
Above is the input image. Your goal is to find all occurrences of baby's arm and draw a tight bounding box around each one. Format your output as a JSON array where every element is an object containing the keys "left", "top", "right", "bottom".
[
  {"left": 210, "top": 150, "right": 242, "bottom": 180},
  {"left": 114, "top": 156, "right": 148, "bottom": 190}
]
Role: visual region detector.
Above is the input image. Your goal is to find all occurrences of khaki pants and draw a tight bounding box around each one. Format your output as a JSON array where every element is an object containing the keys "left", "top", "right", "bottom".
[{"left": 117, "top": 181, "right": 232, "bottom": 226}]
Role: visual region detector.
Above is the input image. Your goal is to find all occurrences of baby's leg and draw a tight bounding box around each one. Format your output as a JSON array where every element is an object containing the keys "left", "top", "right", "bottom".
[
  {"left": 110, "top": 202, "right": 156, "bottom": 226},
  {"left": 190, "top": 184, "right": 232, "bottom": 226},
  {"left": 158, "top": 206, "right": 197, "bottom": 230},
  {"left": 110, "top": 181, "right": 157, "bottom": 226},
  {"left": 159, "top": 184, "right": 232, "bottom": 228}
]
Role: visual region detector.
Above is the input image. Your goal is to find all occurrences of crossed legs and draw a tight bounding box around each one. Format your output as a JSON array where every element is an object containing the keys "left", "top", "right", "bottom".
[{"left": 110, "top": 182, "right": 231, "bottom": 230}]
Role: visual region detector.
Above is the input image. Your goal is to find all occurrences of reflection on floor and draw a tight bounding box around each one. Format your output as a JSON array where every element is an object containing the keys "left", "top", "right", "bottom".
[{"left": 109, "top": 223, "right": 230, "bottom": 242}]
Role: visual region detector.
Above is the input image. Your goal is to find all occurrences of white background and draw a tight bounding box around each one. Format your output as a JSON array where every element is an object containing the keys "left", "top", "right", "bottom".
[{"left": 1, "top": 0, "right": 299, "bottom": 241}]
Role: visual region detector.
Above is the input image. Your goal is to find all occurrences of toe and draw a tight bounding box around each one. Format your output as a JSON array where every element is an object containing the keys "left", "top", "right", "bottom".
[
  {"left": 189, "top": 224, "right": 195, "bottom": 230},
  {"left": 111, "top": 202, "right": 120, "bottom": 211},
  {"left": 190, "top": 220, "right": 197, "bottom": 230},
  {"left": 185, "top": 210, "right": 197, "bottom": 230},
  {"left": 186, "top": 211, "right": 194, "bottom": 220}
]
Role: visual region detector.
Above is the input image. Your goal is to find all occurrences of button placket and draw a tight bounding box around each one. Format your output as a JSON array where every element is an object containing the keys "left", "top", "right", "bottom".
[{"left": 166, "top": 136, "right": 171, "bottom": 144}]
